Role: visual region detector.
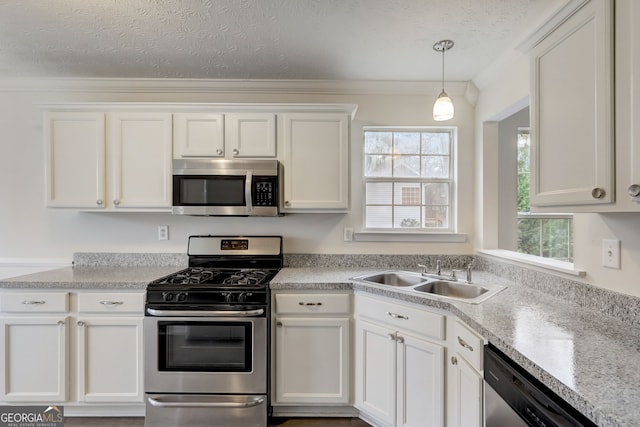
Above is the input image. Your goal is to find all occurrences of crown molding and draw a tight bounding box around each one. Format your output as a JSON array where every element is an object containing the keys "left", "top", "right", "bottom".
[{"left": 0, "top": 77, "right": 471, "bottom": 97}]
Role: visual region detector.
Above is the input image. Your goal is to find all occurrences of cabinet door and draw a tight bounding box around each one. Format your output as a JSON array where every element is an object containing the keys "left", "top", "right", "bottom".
[
  {"left": 396, "top": 333, "right": 445, "bottom": 427},
  {"left": 0, "top": 316, "right": 67, "bottom": 402},
  {"left": 173, "top": 113, "right": 224, "bottom": 158},
  {"left": 355, "top": 319, "right": 396, "bottom": 426},
  {"left": 45, "top": 112, "right": 106, "bottom": 208},
  {"left": 628, "top": 0, "right": 640, "bottom": 204},
  {"left": 108, "top": 113, "right": 173, "bottom": 208},
  {"left": 530, "top": 0, "right": 614, "bottom": 208},
  {"left": 226, "top": 113, "right": 276, "bottom": 158},
  {"left": 76, "top": 317, "right": 143, "bottom": 403},
  {"left": 274, "top": 317, "right": 349, "bottom": 404},
  {"left": 280, "top": 113, "right": 350, "bottom": 211},
  {"left": 450, "top": 355, "right": 483, "bottom": 427}
]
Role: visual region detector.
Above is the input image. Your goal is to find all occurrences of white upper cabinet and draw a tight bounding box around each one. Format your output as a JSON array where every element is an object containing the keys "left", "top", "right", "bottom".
[
  {"left": 108, "top": 112, "right": 173, "bottom": 209},
  {"left": 530, "top": 0, "right": 614, "bottom": 209},
  {"left": 173, "top": 113, "right": 224, "bottom": 158},
  {"left": 45, "top": 111, "right": 172, "bottom": 211},
  {"left": 45, "top": 112, "right": 106, "bottom": 208},
  {"left": 280, "top": 113, "right": 350, "bottom": 212},
  {"left": 226, "top": 113, "right": 277, "bottom": 158},
  {"left": 173, "top": 112, "right": 276, "bottom": 159}
]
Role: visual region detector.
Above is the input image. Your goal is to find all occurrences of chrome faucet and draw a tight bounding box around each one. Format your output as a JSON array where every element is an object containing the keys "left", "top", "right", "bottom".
[
  {"left": 435, "top": 259, "right": 442, "bottom": 276},
  {"left": 465, "top": 262, "right": 473, "bottom": 283}
]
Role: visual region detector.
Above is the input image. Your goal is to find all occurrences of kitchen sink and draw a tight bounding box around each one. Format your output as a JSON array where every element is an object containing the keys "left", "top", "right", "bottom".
[
  {"left": 354, "top": 271, "right": 429, "bottom": 287},
  {"left": 351, "top": 270, "right": 504, "bottom": 304},
  {"left": 412, "top": 280, "right": 489, "bottom": 299}
]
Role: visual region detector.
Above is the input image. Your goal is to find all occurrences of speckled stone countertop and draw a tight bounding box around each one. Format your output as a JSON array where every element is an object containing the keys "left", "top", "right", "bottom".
[
  {"left": 0, "top": 266, "right": 181, "bottom": 289},
  {"left": 272, "top": 267, "right": 640, "bottom": 427}
]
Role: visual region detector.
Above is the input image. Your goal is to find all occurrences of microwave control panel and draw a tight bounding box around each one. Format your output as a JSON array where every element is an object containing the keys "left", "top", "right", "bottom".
[{"left": 253, "top": 178, "right": 277, "bottom": 206}]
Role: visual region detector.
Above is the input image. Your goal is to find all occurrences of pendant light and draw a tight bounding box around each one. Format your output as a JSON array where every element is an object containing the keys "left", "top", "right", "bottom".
[{"left": 433, "top": 39, "right": 454, "bottom": 121}]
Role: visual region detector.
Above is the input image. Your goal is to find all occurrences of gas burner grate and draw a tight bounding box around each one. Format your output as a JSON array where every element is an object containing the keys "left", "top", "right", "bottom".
[
  {"left": 222, "top": 269, "right": 272, "bottom": 286},
  {"left": 153, "top": 268, "right": 219, "bottom": 285}
]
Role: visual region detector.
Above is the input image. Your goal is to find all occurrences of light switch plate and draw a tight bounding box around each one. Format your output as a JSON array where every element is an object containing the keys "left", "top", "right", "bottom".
[{"left": 602, "top": 239, "right": 620, "bottom": 269}]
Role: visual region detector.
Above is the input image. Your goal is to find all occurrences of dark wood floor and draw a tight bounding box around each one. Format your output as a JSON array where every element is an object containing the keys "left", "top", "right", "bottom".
[{"left": 64, "top": 417, "right": 371, "bottom": 426}]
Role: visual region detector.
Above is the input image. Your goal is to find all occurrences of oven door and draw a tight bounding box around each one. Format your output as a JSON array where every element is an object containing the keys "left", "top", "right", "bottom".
[{"left": 144, "top": 315, "right": 267, "bottom": 394}]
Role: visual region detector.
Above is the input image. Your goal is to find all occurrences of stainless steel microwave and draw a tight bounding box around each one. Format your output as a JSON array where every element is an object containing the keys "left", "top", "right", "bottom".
[{"left": 172, "top": 159, "right": 280, "bottom": 216}]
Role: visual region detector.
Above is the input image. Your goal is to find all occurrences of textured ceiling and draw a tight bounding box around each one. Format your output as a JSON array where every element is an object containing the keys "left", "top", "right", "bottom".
[{"left": 0, "top": 0, "right": 566, "bottom": 81}]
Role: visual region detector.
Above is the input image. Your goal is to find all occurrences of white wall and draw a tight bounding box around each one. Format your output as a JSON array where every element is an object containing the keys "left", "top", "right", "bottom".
[
  {"left": 0, "top": 80, "right": 476, "bottom": 260},
  {"left": 474, "top": 48, "right": 640, "bottom": 298}
]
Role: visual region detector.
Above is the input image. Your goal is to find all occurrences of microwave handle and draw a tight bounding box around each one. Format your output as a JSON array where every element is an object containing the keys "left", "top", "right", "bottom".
[{"left": 245, "top": 170, "right": 253, "bottom": 214}]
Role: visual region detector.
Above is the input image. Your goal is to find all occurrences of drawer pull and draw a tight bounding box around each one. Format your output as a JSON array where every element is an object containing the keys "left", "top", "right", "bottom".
[
  {"left": 386, "top": 311, "right": 408, "bottom": 320},
  {"left": 100, "top": 301, "right": 124, "bottom": 306},
  {"left": 298, "top": 302, "right": 323, "bottom": 306},
  {"left": 276, "top": 321, "right": 283, "bottom": 327},
  {"left": 22, "top": 300, "right": 46, "bottom": 305},
  {"left": 457, "top": 336, "right": 474, "bottom": 352},
  {"left": 451, "top": 356, "right": 458, "bottom": 365}
]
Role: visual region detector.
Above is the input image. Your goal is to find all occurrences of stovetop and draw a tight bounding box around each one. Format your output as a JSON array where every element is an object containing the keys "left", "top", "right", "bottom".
[{"left": 148, "top": 267, "right": 278, "bottom": 288}]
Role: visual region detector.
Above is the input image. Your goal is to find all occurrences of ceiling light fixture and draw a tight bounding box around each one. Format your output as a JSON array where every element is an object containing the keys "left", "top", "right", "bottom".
[{"left": 433, "top": 39, "right": 454, "bottom": 121}]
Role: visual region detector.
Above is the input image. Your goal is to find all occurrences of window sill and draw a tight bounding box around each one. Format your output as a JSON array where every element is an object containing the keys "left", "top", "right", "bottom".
[
  {"left": 477, "top": 249, "right": 586, "bottom": 277},
  {"left": 354, "top": 232, "right": 468, "bottom": 243}
]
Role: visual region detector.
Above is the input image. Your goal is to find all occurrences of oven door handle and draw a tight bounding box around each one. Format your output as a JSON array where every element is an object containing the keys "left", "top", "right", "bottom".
[
  {"left": 146, "top": 308, "right": 265, "bottom": 317},
  {"left": 147, "top": 395, "right": 265, "bottom": 409}
]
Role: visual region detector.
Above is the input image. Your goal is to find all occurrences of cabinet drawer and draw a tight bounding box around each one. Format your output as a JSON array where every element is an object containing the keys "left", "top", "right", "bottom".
[
  {"left": 78, "top": 292, "right": 144, "bottom": 314},
  {"left": 454, "top": 319, "right": 484, "bottom": 371},
  {"left": 275, "top": 293, "right": 351, "bottom": 315},
  {"left": 0, "top": 292, "right": 69, "bottom": 313},
  {"left": 356, "top": 294, "right": 445, "bottom": 341}
]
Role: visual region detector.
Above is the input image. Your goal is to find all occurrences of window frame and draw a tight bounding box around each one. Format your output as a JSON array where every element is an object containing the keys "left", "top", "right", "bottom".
[{"left": 362, "top": 126, "right": 458, "bottom": 233}]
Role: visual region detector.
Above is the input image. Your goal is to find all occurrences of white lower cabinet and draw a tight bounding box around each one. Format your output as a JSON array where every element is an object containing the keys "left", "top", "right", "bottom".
[
  {"left": 272, "top": 292, "right": 351, "bottom": 407},
  {"left": 447, "top": 320, "right": 484, "bottom": 427},
  {"left": 0, "top": 289, "right": 144, "bottom": 414},
  {"left": 355, "top": 294, "right": 445, "bottom": 427}
]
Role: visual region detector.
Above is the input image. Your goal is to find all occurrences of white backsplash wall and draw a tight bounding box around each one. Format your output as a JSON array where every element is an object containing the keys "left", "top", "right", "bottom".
[{"left": 0, "top": 80, "right": 476, "bottom": 260}]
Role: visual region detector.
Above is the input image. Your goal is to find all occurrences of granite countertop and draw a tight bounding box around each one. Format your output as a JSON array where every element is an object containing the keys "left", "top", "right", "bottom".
[
  {"left": 1, "top": 264, "right": 637, "bottom": 426},
  {"left": 0, "top": 265, "right": 180, "bottom": 289},
  {"left": 271, "top": 267, "right": 640, "bottom": 427}
]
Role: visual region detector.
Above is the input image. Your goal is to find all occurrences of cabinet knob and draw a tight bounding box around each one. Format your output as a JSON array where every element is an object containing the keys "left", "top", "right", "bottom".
[
  {"left": 388, "top": 333, "right": 396, "bottom": 341},
  {"left": 276, "top": 321, "right": 283, "bottom": 327},
  {"left": 77, "top": 320, "right": 85, "bottom": 326},
  {"left": 591, "top": 188, "right": 606, "bottom": 199},
  {"left": 628, "top": 184, "right": 640, "bottom": 198},
  {"left": 96, "top": 199, "right": 103, "bottom": 206},
  {"left": 57, "top": 320, "right": 65, "bottom": 326},
  {"left": 451, "top": 356, "right": 458, "bottom": 365},
  {"left": 113, "top": 199, "right": 120, "bottom": 206},
  {"left": 285, "top": 201, "right": 290, "bottom": 207},
  {"left": 396, "top": 335, "right": 405, "bottom": 344},
  {"left": 233, "top": 149, "right": 239, "bottom": 156},
  {"left": 216, "top": 149, "right": 223, "bottom": 155}
]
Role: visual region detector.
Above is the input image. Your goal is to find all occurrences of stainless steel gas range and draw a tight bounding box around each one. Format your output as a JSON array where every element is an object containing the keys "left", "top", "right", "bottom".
[{"left": 144, "top": 235, "right": 282, "bottom": 427}]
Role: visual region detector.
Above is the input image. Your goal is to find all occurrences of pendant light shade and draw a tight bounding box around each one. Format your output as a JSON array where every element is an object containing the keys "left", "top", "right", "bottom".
[{"left": 433, "top": 40, "right": 454, "bottom": 122}]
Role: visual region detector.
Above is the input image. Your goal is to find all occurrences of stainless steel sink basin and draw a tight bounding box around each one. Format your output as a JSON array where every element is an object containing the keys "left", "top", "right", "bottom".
[
  {"left": 412, "top": 280, "right": 489, "bottom": 299},
  {"left": 350, "top": 270, "right": 504, "bottom": 304},
  {"left": 354, "top": 271, "right": 428, "bottom": 287}
]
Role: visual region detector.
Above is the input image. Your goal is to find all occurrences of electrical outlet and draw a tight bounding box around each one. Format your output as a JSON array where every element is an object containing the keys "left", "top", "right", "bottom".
[
  {"left": 602, "top": 239, "right": 620, "bottom": 269},
  {"left": 343, "top": 227, "right": 353, "bottom": 242},
  {"left": 158, "top": 225, "right": 169, "bottom": 241}
]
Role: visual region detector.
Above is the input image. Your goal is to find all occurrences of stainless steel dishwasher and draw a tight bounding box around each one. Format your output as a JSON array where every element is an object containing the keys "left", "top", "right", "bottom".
[{"left": 484, "top": 344, "right": 597, "bottom": 427}]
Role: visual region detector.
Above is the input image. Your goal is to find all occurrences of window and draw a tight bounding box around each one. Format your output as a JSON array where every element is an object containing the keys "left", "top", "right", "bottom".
[
  {"left": 363, "top": 128, "right": 455, "bottom": 231},
  {"left": 516, "top": 128, "right": 574, "bottom": 261}
]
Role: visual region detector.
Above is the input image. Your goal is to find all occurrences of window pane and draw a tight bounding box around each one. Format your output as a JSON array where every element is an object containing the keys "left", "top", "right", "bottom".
[
  {"left": 366, "top": 206, "right": 392, "bottom": 228},
  {"left": 366, "top": 182, "right": 392, "bottom": 204},
  {"left": 364, "top": 132, "right": 392, "bottom": 154},
  {"left": 422, "top": 133, "right": 450, "bottom": 154},
  {"left": 394, "top": 183, "right": 420, "bottom": 205},
  {"left": 393, "top": 156, "right": 420, "bottom": 177},
  {"left": 393, "top": 133, "right": 420, "bottom": 154},
  {"left": 365, "top": 155, "right": 392, "bottom": 177},
  {"left": 424, "top": 206, "right": 448, "bottom": 228},
  {"left": 423, "top": 183, "right": 449, "bottom": 205},
  {"left": 422, "top": 156, "right": 449, "bottom": 179},
  {"left": 394, "top": 206, "right": 421, "bottom": 228}
]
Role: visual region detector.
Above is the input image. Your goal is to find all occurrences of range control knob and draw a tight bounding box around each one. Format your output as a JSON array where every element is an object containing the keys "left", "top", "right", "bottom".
[
  {"left": 222, "top": 292, "right": 234, "bottom": 303},
  {"left": 238, "top": 292, "right": 247, "bottom": 303},
  {"left": 176, "top": 292, "right": 188, "bottom": 302},
  {"left": 162, "top": 292, "right": 174, "bottom": 302}
]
